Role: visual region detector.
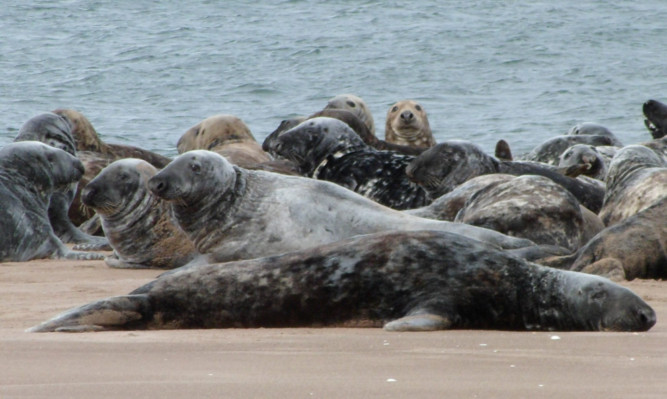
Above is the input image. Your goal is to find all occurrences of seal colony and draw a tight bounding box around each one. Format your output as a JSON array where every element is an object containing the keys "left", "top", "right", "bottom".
[{"left": 28, "top": 230, "right": 656, "bottom": 333}]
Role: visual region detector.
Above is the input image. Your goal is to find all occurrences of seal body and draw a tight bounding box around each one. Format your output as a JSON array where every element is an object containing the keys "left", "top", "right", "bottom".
[
  {"left": 266, "top": 117, "right": 428, "bottom": 210},
  {"left": 81, "top": 159, "right": 199, "bottom": 269},
  {"left": 643, "top": 99, "right": 667, "bottom": 139},
  {"left": 522, "top": 134, "right": 619, "bottom": 166},
  {"left": 0, "top": 142, "right": 103, "bottom": 262},
  {"left": 384, "top": 100, "right": 435, "bottom": 148},
  {"left": 406, "top": 140, "right": 605, "bottom": 213},
  {"left": 599, "top": 145, "right": 667, "bottom": 226},
  {"left": 146, "top": 150, "right": 542, "bottom": 263},
  {"left": 28, "top": 230, "right": 656, "bottom": 333},
  {"left": 324, "top": 93, "right": 375, "bottom": 135}
]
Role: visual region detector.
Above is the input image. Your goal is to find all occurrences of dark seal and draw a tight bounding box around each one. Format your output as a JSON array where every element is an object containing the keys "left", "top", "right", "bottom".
[
  {"left": 266, "top": 117, "right": 429, "bottom": 210},
  {"left": 521, "top": 130, "right": 621, "bottom": 166},
  {"left": 406, "top": 140, "right": 605, "bottom": 213},
  {"left": 557, "top": 144, "right": 608, "bottom": 180},
  {"left": 28, "top": 230, "right": 656, "bottom": 333},
  {"left": 0, "top": 142, "right": 104, "bottom": 262},
  {"left": 643, "top": 99, "right": 667, "bottom": 139},
  {"left": 81, "top": 159, "right": 199, "bottom": 269}
]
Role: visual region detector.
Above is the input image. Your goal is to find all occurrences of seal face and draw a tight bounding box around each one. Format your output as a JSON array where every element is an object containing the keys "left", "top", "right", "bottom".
[
  {"left": 266, "top": 117, "right": 429, "bottom": 210},
  {"left": 0, "top": 142, "right": 103, "bottom": 262},
  {"left": 406, "top": 140, "right": 605, "bottom": 213},
  {"left": 558, "top": 144, "right": 608, "bottom": 180},
  {"left": 177, "top": 114, "right": 271, "bottom": 168},
  {"left": 643, "top": 99, "right": 667, "bottom": 139},
  {"left": 324, "top": 94, "right": 375, "bottom": 135},
  {"left": 14, "top": 113, "right": 108, "bottom": 247},
  {"left": 82, "top": 159, "right": 199, "bottom": 269},
  {"left": 146, "top": 150, "right": 539, "bottom": 263},
  {"left": 28, "top": 230, "right": 656, "bottom": 333},
  {"left": 599, "top": 145, "right": 667, "bottom": 226},
  {"left": 384, "top": 100, "right": 435, "bottom": 148}
]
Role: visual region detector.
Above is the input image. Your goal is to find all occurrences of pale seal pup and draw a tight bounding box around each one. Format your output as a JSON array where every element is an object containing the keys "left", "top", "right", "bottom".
[
  {"left": 146, "top": 150, "right": 548, "bottom": 264},
  {"left": 80, "top": 159, "right": 199, "bottom": 269},
  {"left": 557, "top": 144, "right": 608, "bottom": 180},
  {"left": 643, "top": 99, "right": 667, "bottom": 139},
  {"left": 0, "top": 142, "right": 104, "bottom": 262},
  {"left": 405, "top": 140, "right": 605, "bottom": 213},
  {"left": 266, "top": 117, "right": 429, "bottom": 210},
  {"left": 14, "top": 112, "right": 109, "bottom": 248},
  {"left": 177, "top": 114, "right": 271, "bottom": 168},
  {"left": 599, "top": 145, "right": 667, "bottom": 226},
  {"left": 28, "top": 230, "right": 656, "bottom": 333},
  {"left": 324, "top": 93, "right": 375, "bottom": 135},
  {"left": 384, "top": 100, "right": 435, "bottom": 148},
  {"left": 539, "top": 198, "right": 667, "bottom": 281}
]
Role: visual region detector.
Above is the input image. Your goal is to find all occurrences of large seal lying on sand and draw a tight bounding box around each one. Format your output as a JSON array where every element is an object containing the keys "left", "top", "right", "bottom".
[
  {"left": 643, "top": 99, "right": 667, "bottom": 139},
  {"left": 384, "top": 100, "right": 435, "bottom": 148},
  {"left": 14, "top": 112, "right": 108, "bottom": 247},
  {"left": 0, "top": 142, "right": 104, "bottom": 262},
  {"left": 324, "top": 93, "right": 376, "bottom": 135},
  {"left": 266, "top": 117, "right": 428, "bottom": 210},
  {"left": 28, "top": 230, "right": 656, "bottom": 333},
  {"left": 599, "top": 145, "right": 667, "bottom": 226},
  {"left": 80, "top": 159, "right": 199, "bottom": 269},
  {"left": 177, "top": 114, "right": 271, "bottom": 168},
  {"left": 406, "top": 140, "right": 605, "bottom": 213},
  {"left": 539, "top": 197, "right": 667, "bottom": 281},
  {"left": 146, "top": 150, "right": 548, "bottom": 263}
]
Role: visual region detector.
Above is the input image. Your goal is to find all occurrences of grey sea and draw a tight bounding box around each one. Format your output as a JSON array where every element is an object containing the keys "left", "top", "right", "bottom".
[{"left": 2, "top": 0, "right": 666, "bottom": 157}]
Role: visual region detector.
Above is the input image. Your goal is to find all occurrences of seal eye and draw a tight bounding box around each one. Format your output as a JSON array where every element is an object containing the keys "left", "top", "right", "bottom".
[
  {"left": 415, "top": 105, "right": 422, "bottom": 111},
  {"left": 391, "top": 106, "right": 398, "bottom": 113},
  {"left": 190, "top": 162, "right": 201, "bottom": 173},
  {"left": 346, "top": 101, "right": 356, "bottom": 108}
]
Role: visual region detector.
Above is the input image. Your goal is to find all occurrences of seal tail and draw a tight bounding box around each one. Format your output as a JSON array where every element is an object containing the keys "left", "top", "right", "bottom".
[{"left": 27, "top": 294, "right": 151, "bottom": 333}]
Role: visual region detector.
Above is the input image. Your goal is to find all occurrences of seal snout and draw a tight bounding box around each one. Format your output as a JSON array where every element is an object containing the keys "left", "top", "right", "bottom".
[
  {"left": 636, "top": 306, "right": 657, "bottom": 331},
  {"left": 400, "top": 110, "right": 414, "bottom": 123},
  {"left": 147, "top": 175, "right": 169, "bottom": 198},
  {"left": 81, "top": 185, "right": 97, "bottom": 207}
]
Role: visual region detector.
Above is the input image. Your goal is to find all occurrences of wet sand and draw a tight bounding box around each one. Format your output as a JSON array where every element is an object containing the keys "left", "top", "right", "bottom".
[{"left": 1, "top": 257, "right": 665, "bottom": 398}]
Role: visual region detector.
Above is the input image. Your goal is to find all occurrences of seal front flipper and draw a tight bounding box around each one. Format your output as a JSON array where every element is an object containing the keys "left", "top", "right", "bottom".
[
  {"left": 384, "top": 312, "right": 453, "bottom": 332},
  {"left": 27, "top": 294, "right": 150, "bottom": 333},
  {"left": 105, "top": 254, "right": 155, "bottom": 269},
  {"left": 61, "top": 248, "right": 105, "bottom": 260},
  {"left": 73, "top": 240, "right": 112, "bottom": 251}
]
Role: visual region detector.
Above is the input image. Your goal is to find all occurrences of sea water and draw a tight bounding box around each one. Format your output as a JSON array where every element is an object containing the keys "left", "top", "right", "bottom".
[{"left": 2, "top": 0, "right": 666, "bottom": 157}]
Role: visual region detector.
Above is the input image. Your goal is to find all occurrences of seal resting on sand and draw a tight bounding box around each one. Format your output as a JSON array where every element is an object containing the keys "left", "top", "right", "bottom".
[
  {"left": 0, "top": 142, "right": 104, "bottom": 262},
  {"left": 405, "top": 140, "right": 605, "bottom": 213},
  {"left": 28, "top": 230, "right": 656, "bottom": 333},
  {"left": 384, "top": 100, "right": 435, "bottom": 148},
  {"left": 145, "top": 150, "right": 548, "bottom": 263},
  {"left": 266, "top": 117, "right": 428, "bottom": 210},
  {"left": 80, "top": 159, "right": 199, "bottom": 269}
]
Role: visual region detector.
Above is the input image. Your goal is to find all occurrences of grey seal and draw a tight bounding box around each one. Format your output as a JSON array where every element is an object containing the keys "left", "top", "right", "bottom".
[
  {"left": 28, "top": 230, "right": 656, "bottom": 333},
  {"left": 80, "top": 159, "right": 199, "bottom": 269},
  {"left": 557, "top": 144, "right": 608, "bottom": 180},
  {"left": 0, "top": 142, "right": 104, "bottom": 262}
]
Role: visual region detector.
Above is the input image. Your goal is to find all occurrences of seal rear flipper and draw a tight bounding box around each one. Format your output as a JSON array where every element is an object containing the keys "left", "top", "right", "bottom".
[
  {"left": 73, "top": 239, "right": 112, "bottom": 251},
  {"left": 27, "top": 294, "right": 150, "bottom": 333},
  {"left": 105, "top": 255, "right": 153, "bottom": 269},
  {"left": 61, "top": 249, "right": 105, "bottom": 260},
  {"left": 383, "top": 313, "right": 452, "bottom": 332}
]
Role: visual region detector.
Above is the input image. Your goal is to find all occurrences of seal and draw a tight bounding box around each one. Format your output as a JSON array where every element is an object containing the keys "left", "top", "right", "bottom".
[
  {"left": 324, "top": 93, "right": 376, "bottom": 135},
  {"left": 384, "top": 100, "right": 435, "bottom": 148},
  {"left": 643, "top": 99, "right": 667, "bottom": 139},
  {"left": 521, "top": 134, "right": 620, "bottom": 166},
  {"left": 14, "top": 112, "right": 109, "bottom": 248},
  {"left": 598, "top": 144, "right": 667, "bottom": 226},
  {"left": 146, "top": 150, "right": 546, "bottom": 263},
  {"left": 494, "top": 139, "right": 513, "bottom": 161},
  {"left": 266, "top": 117, "right": 429, "bottom": 210},
  {"left": 53, "top": 109, "right": 172, "bottom": 225},
  {"left": 454, "top": 175, "right": 592, "bottom": 251},
  {"left": 539, "top": 197, "right": 667, "bottom": 281},
  {"left": 80, "top": 158, "right": 199, "bottom": 269},
  {"left": 557, "top": 144, "right": 608, "bottom": 180},
  {"left": 177, "top": 114, "right": 271, "bottom": 169},
  {"left": 0, "top": 142, "right": 104, "bottom": 262},
  {"left": 27, "top": 229, "right": 656, "bottom": 333},
  {"left": 405, "top": 140, "right": 605, "bottom": 213}
]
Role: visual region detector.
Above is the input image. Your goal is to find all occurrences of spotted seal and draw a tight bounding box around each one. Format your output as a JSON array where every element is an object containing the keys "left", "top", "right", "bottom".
[
  {"left": 324, "top": 93, "right": 375, "bottom": 135},
  {"left": 266, "top": 117, "right": 429, "bottom": 210},
  {"left": 146, "top": 150, "right": 549, "bottom": 264},
  {"left": 28, "top": 229, "right": 656, "bottom": 333},
  {"left": 13, "top": 112, "right": 109, "bottom": 248},
  {"left": 406, "top": 140, "right": 605, "bottom": 213},
  {"left": 643, "top": 99, "right": 667, "bottom": 139},
  {"left": 384, "top": 100, "right": 435, "bottom": 148},
  {"left": 599, "top": 145, "right": 667, "bottom": 226},
  {"left": 80, "top": 158, "right": 199, "bottom": 269},
  {"left": 0, "top": 142, "right": 104, "bottom": 262}
]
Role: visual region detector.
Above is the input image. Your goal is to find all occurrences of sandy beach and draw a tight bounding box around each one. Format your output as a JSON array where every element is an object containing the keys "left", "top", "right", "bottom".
[{"left": 1, "top": 257, "right": 665, "bottom": 398}]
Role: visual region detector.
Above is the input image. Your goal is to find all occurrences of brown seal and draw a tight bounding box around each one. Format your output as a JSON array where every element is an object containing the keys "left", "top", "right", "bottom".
[
  {"left": 324, "top": 94, "right": 376, "bottom": 135},
  {"left": 384, "top": 100, "right": 435, "bottom": 148}
]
